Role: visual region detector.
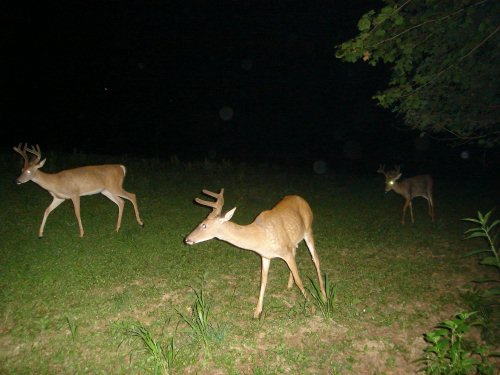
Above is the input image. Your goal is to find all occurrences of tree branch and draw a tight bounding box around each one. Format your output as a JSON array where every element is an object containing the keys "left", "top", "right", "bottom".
[
  {"left": 403, "top": 23, "right": 500, "bottom": 97},
  {"left": 370, "top": 0, "right": 489, "bottom": 49}
]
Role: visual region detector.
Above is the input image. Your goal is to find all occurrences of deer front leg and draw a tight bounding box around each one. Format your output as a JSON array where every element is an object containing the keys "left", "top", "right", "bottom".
[
  {"left": 305, "top": 232, "right": 326, "bottom": 301},
  {"left": 39, "top": 197, "right": 65, "bottom": 238},
  {"left": 70, "top": 196, "right": 84, "bottom": 237},
  {"left": 402, "top": 199, "right": 410, "bottom": 225},
  {"left": 255, "top": 257, "right": 271, "bottom": 319},
  {"left": 409, "top": 200, "right": 414, "bottom": 224},
  {"left": 284, "top": 254, "right": 306, "bottom": 297},
  {"left": 287, "top": 272, "right": 294, "bottom": 289}
]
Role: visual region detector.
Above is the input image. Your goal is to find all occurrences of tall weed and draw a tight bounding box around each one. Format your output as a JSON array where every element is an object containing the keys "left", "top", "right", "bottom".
[
  {"left": 113, "top": 321, "right": 176, "bottom": 375},
  {"left": 177, "top": 285, "right": 227, "bottom": 349},
  {"left": 306, "top": 274, "right": 337, "bottom": 321}
]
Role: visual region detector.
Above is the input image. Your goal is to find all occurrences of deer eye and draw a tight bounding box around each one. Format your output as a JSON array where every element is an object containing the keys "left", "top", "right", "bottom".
[
  {"left": 389, "top": 180, "right": 394, "bottom": 185},
  {"left": 201, "top": 224, "right": 207, "bottom": 229}
]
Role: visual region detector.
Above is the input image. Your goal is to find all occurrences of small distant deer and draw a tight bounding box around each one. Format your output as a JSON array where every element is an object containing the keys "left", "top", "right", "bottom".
[
  {"left": 185, "top": 188, "right": 327, "bottom": 318},
  {"left": 13, "top": 143, "right": 144, "bottom": 237},
  {"left": 377, "top": 165, "right": 434, "bottom": 224}
]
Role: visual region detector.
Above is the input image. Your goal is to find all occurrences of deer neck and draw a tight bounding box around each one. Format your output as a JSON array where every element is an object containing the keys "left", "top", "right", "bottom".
[
  {"left": 32, "top": 170, "right": 59, "bottom": 192},
  {"left": 392, "top": 180, "right": 410, "bottom": 198},
  {"left": 218, "top": 221, "right": 267, "bottom": 253}
]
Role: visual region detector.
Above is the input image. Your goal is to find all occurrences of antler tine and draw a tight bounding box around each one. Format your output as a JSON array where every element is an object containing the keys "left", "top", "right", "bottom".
[
  {"left": 394, "top": 165, "right": 401, "bottom": 174},
  {"left": 26, "top": 144, "right": 42, "bottom": 164},
  {"left": 201, "top": 188, "right": 224, "bottom": 198},
  {"left": 13, "top": 143, "right": 30, "bottom": 167},
  {"left": 194, "top": 188, "right": 225, "bottom": 216},
  {"left": 377, "top": 164, "right": 386, "bottom": 175}
]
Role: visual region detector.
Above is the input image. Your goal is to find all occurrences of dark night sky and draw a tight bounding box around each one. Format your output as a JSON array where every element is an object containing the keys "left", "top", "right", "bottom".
[{"left": 3, "top": 1, "right": 469, "bottom": 169}]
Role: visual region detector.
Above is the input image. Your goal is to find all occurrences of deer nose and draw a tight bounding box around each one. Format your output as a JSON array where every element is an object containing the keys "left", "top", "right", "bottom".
[
  {"left": 184, "top": 237, "right": 194, "bottom": 245},
  {"left": 15, "top": 179, "right": 22, "bottom": 185}
]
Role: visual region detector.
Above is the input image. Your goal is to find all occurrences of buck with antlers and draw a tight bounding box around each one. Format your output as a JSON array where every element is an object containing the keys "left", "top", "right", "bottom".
[
  {"left": 13, "top": 143, "right": 144, "bottom": 238},
  {"left": 377, "top": 165, "right": 434, "bottom": 224},
  {"left": 185, "top": 188, "right": 327, "bottom": 318}
]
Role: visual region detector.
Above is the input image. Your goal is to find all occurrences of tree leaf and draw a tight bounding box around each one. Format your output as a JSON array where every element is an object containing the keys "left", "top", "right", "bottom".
[
  {"left": 479, "top": 257, "right": 499, "bottom": 267},
  {"left": 464, "top": 248, "right": 492, "bottom": 257},
  {"left": 465, "top": 232, "right": 487, "bottom": 239},
  {"left": 335, "top": 1, "right": 500, "bottom": 145},
  {"left": 358, "top": 16, "right": 371, "bottom": 32},
  {"left": 481, "top": 288, "right": 500, "bottom": 297}
]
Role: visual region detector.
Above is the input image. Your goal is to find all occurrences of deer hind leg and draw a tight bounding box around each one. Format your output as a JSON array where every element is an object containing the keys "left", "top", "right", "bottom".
[
  {"left": 305, "top": 230, "right": 326, "bottom": 300},
  {"left": 39, "top": 196, "right": 65, "bottom": 238},
  {"left": 116, "top": 190, "right": 144, "bottom": 227},
  {"left": 427, "top": 195, "right": 435, "bottom": 221},
  {"left": 101, "top": 190, "right": 125, "bottom": 231},
  {"left": 255, "top": 257, "right": 271, "bottom": 318},
  {"left": 70, "top": 196, "right": 85, "bottom": 237},
  {"left": 409, "top": 200, "right": 414, "bottom": 224}
]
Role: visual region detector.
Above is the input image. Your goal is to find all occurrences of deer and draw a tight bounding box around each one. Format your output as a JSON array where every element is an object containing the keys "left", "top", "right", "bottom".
[
  {"left": 13, "top": 143, "right": 144, "bottom": 238},
  {"left": 377, "top": 165, "right": 434, "bottom": 224},
  {"left": 184, "top": 188, "right": 327, "bottom": 318}
]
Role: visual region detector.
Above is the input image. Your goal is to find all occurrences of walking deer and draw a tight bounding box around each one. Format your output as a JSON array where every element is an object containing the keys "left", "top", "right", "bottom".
[
  {"left": 377, "top": 165, "right": 434, "bottom": 224},
  {"left": 185, "top": 188, "right": 327, "bottom": 318},
  {"left": 13, "top": 143, "right": 144, "bottom": 237}
]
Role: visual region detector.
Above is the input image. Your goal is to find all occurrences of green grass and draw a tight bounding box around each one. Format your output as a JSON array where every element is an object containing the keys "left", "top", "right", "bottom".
[{"left": 0, "top": 151, "right": 498, "bottom": 373}]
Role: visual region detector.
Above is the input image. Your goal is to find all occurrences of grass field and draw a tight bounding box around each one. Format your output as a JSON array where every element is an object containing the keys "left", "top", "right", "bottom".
[{"left": 0, "top": 151, "right": 498, "bottom": 374}]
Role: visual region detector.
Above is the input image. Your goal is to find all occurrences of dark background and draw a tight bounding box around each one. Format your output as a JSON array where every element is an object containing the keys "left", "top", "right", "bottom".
[{"left": 2, "top": 1, "right": 495, "bottom": 173}]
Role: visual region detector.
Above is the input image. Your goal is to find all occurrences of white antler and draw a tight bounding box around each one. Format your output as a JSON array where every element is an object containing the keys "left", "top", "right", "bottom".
[
  {"left": 13, "top": 143, "right": 31, "bottom": 168},
  {"left": 376, "top": 164, "right": 387, "bottom": 177},
  {"left": 26, "top": 144, "right": 43, "bottom": 164},
  {"left": 194, "top": 188, "right": 225, "bottom": 217}
]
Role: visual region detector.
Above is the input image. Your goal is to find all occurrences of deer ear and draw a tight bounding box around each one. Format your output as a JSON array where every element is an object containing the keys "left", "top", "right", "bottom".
[
  {"left": 395, "top": 173, "right": 402, "bottom": 180},
  {"left": 222, "top": 207, "right": 237, "bottom": 222},
  {"left": 38, "top": 159, "right": 46, "bottom": 168}
]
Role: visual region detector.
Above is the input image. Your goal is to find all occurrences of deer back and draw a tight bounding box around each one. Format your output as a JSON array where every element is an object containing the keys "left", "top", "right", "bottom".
[
  {"left": 254, "top": 195, "right": 312, "bottom": 248},
  {"left": 31, "top": 165, "right": 126, "bottom": 197}
]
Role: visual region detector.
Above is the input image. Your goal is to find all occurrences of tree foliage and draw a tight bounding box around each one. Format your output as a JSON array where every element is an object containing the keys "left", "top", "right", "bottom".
[{"left": 336, "top": 0, "right": 500, "bottom": 146}]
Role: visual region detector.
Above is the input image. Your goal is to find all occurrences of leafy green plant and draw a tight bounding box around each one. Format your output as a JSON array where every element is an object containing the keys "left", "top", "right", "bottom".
[
  {"left": 113, "top": 321, "right": 176, "bottom": 375},
  {"left": 306, "top": 274, "right": 337, "bottom": 320},
  {"left": 34, "top": 315, "right": 50, "bottom": 332},
  {"left": 459, "top": 286, "right": 499, "bottom": 346},
  {"left": 462, "top": 209, "right": 500, "bottom": 344},
  {"left": 177, "top": 286, "right": 227, "bottom": 349},
  {"left": 463, "top": 209, "right": 499, "bottom": 277},
  {"left": 420, "top": 312, "right": 497, "bottom": 374}
]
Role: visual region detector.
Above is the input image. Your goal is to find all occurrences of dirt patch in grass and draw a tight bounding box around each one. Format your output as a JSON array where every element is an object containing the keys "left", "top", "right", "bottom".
[{"left": 283, "top": 315, "right": 349, "bottom": 349}]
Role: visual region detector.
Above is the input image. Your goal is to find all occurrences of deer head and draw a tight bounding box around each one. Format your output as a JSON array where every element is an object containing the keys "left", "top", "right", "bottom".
[
  {"left": 185, "top": 188, "right": 237, "bottom": 244},
  {"left": 377, "top": 164, "right": 402, "bottom": 192},
  {"left": 13, "top": 143, "right": 46, "bottom": 185}
]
